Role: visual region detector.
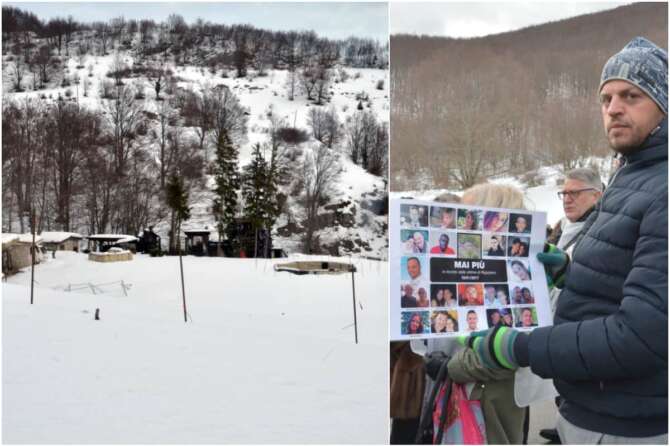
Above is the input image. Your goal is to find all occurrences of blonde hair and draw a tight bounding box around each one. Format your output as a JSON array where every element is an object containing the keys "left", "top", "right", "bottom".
[{"left": 461, "top": 183, "right": 526, "bottom": 210}]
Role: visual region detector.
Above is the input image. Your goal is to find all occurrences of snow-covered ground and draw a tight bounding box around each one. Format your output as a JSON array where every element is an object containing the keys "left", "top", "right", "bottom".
[{"left": 3, "top": 252, "right": 388, "bottom": 443}]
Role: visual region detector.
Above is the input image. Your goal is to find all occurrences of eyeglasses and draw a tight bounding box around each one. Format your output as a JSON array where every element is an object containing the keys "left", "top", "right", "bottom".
[{"left": 557, "top": 188, "right": 598, "bottom": 200}]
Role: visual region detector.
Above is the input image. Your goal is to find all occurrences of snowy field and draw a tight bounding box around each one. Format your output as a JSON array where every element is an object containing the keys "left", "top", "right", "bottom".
[{"left": 3, "top": 252, "right": 388, "bottom": 443}]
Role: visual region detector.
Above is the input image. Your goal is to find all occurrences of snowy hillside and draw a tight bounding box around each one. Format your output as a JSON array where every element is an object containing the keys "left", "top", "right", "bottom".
[
  {"left": 3, "top": 25, "right": 389, "bottom": 258},
  {"left": 3, "top": 252, "right": 388, "bottom": 443}
]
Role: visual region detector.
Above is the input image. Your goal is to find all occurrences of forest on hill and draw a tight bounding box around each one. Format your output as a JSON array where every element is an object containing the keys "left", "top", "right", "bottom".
[{"left": 391, "top": 2, "right": 668, "bottom": 191}]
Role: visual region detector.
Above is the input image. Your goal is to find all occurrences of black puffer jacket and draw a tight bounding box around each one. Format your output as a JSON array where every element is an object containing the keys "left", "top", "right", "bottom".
[{"left": 528, "top": 118, "right": 668, "bottom": 437}]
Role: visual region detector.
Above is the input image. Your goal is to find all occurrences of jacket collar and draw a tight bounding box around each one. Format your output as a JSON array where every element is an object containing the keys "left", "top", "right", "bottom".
[{"left": 625, "top": 117, "right": 668, "bottom": 164}]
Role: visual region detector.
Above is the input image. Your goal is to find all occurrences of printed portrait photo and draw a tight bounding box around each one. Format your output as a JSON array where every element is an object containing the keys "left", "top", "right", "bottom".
[
  {"left": 431, "top": 310, "right": 459, "bottom": 334},
  {"left": 499, "top": 308, "right": 514, "bottom": 327},
  {"left": 431, "top": 284, "right": 458, "bottom": 308},
  {"left": 507, "top": 236, "right": 530, "bottom": 257},
  {"left": 457, "top": 208, "right": 483, "bottom": 231},
  {"left": 429, "top": 230, "right": 457, "bottom": 256},
  {"left": 400, "top": 256, "right": 427, "bottom": 283},
  {"left": 514, "top": 307, "right": 538, "bottom": 328},
  {"left": 457, "top": 233, "right": 482, "bottom": 259},
  {"left": 457, "top": 283, "right": 484, "bottom": 306},
  {"left": 401, "top": 229, "right": 429, "bottom": 254},
  {"left": 509, "top": 213, "right": 532, "bottom": 234},
  {"left": 483, "top": 211, "right": 509, "bottom": 233},
  {"left": 483, "top": 284, "right": 509, "bottom": 307},
  {"left": 400, "top": 204, "right": 429, "bottom": 228},
  {"left": 430, "top": 206, "right": 457, "bottom": 229},
  {"left": 401, "top": 311, "right": 430, "bottom": 335},
  {"left": 460, "top": 307, "right": 486, "bottom": 333},
  {"left": 400, "top": 282, "right": 430, "bottom": 307},
  {"left": 486, "top": 308, "right": 505, "bottom": 328},
  {"left": 508, "top": 259, "right": 532, "bottom": 282},
  {"left": 509, "top": 284, "right": 535, "bottom": 304},
  {"left": 483, "top": 233, "right": 506, "bottom": 257}
]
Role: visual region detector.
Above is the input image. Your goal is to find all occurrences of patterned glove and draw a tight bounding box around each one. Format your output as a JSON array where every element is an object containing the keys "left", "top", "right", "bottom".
[
  {"left": 458, "top": 326, "right": 525, "bottom": 370},
  {"left": 537, "top": 243, "right": 569, "bottom": 289}
]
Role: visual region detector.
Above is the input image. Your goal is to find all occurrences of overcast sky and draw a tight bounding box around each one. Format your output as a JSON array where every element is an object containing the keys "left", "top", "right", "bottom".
[
  {"left": 391, "top": 2, "right": 631, "bottom": 38},
  {"left": 6, "top": 2, "right": 389, "bottom": 42}
]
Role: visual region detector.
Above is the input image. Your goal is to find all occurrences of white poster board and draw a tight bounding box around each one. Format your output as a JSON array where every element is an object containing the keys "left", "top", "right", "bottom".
[{"left": 390, "top": 198, "right": 551, "bottom": 340}]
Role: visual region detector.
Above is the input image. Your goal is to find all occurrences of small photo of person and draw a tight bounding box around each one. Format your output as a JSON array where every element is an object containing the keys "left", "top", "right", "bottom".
[
  {"left": 431, "top": 310, "right": 459, "bottom": 333},
  {"left": 458, "top": 283, "right": 484, "bottom": 306},
  {"left": 431, "top": 284, "right": 457, "bottom": 308},
  {"left": 457, "top": 208, "right": 483, "bottom": 231},
  {"left": 508, "top": 259, "right": 532, "bottom": 282},
  {"left": 486, "top": 308, "right": 504, "bottom": 328},
  {"left": 514, "top": 307, "right": 538, "bottom": 328},
  {"left": 401, "top": 256, "right": 427, "bottom": 284},
  {"left": 483, "top": 233, "right": 506, "bottom": 257},
  {"left": 401, "top": 229, "right": 429, "bottom": 254},
  {"left": 457, "top": 233, "right": 482, "bottom": 259},
  {"left": 430, "top": 206, "right": 457, "bottom": 229},
  {"left": 509, "top": 213, "right": 532, "bottom": 234},
  {"left": 429, "top": 231, "right": 457, "bottom": 255},
  {"left": 483, "top": 284, "right": 509, "bottom": 307},
  {"left": 400, "top": 204, "right": 429, "bottom": 228},
  {"left": 510, "top": 285, "right": 534, "bottom": 304},
  {"left": 499, "top": 308, "right": 514, "bottom": 327},
  {"left": 401, "top": 311, "right": 430, "bottom": 335},
  {"left": 460, "top": 308, "right": 485, "bottom": 333},
  {"left": 483, "top": 211, "right": 509, "bottom": 233},
  {"left": 507, "top": 236, "right": 530, "bottom": 257},
  {"left": 400, "top": 283, "right": 418, "bottom": 308},
  {"left": 416, "top": 286, "right": 430, "bottom": 308}
]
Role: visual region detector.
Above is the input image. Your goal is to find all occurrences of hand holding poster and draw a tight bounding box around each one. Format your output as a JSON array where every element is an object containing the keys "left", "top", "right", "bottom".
[{"left": 391, "top": 198, "right": 551, "bottom": 340}]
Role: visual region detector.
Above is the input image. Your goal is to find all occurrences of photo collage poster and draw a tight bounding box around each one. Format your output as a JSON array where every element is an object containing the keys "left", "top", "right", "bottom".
[{"left": 390, "top": 198, "right": 551, "bottom": 340}]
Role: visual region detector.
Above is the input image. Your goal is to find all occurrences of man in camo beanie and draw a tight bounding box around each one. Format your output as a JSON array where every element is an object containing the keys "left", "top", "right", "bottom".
[{"left": 600, "top": 36, "right": 667, "bottom": 114}]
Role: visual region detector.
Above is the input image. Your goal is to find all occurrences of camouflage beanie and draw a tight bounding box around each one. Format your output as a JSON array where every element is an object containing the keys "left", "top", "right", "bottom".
[{"left": 600, "top": 36, "right": 668, "bottom": 114}]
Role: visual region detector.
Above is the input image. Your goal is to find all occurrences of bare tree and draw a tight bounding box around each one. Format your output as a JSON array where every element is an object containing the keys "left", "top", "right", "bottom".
[
  {"left": 11, "top": 58, "right": 24, "bottom": 92},
  {"left": 301, "top": 144, "right": 340, "bottom": 253},
  {"left": 103, "top": 85, "right": 142, "bottom": 175}
]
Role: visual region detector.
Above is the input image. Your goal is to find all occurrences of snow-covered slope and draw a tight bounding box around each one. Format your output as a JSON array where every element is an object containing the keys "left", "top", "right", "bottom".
[{"left": 3, "top": 251, "right": 388, "bottom": 443}]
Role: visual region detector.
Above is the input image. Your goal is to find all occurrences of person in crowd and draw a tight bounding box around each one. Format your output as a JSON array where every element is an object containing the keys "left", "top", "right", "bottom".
[
  {"left": 512, "top": 215, "right": 530, "bottom": 233},
  {"left": 416, "top": 287, "right": 430, "bottom": 308},
  {"left": 487, "top": 235, "right": 506, "bottom": 256},
  {"left": 411, "top": 184, "right": 528, "bottom": 444},
  {"left": 540, "top": 170, "right": 604, "bottom": 443},
  {"left": 510, "top": 260, "right": 531, "bottom": 281},
  {"left": 432, "top": 311, "right": 449, "bottom": 333},
  {"left": 484, "top": 211, "right": 509, "bottom": 232},
  {"left": 400, "top": 284, "right": 418, "bottom": 308},
  {"left": 463, "top": 37, "right": 668, "bottom": 444},
  {"left": 430, "top": 233, "right": 455, "bottom": 255},
  {"left": 405, "top": 313, "right": 424, "bottom": 334}
]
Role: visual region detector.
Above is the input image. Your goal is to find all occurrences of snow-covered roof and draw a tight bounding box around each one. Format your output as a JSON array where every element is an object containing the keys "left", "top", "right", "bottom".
[
  {"left": 87, "top": 234, "right": 139, "bottom": 242},
  {"left": 183, "top": 228, "right": 214, "bottom": 234},
  {"left": 2, "top": 233, "right": 42, "bottom": 244},
  {"left": 40, "top": 231, "right": 84, "bottom": 243}
]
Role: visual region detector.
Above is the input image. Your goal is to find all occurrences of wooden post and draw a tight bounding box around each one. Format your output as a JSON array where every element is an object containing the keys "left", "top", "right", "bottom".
[
  {"left": 351, "top": 266, "right": 358, "bottom": 344},
  {"left": 30, "top": 211, "right": 35, "bottom": 305},
  {"left": 178, "top": 224, "right": 187, "bottom": 323}
]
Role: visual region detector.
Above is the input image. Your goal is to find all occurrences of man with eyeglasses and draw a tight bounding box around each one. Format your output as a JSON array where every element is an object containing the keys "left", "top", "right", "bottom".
[{"left": 462, "top": 37, "right": 668, "bottom": 444}]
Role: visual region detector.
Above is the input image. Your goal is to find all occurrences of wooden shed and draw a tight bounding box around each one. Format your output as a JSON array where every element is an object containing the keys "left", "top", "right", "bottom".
[
  {"left": 40, "top": 231, "right": 84, "bottom": 252},
  {"left": 2, "top": 233, "right": 43, "bottom": 276}
]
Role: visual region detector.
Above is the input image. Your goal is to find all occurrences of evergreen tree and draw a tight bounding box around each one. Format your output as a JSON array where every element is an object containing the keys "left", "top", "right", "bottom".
[
  {"left": 242, "top": 143, "right": 269, "bottom": 257},
  {"left": 211, "top": 129, "right": 240, "bottom": 252}
]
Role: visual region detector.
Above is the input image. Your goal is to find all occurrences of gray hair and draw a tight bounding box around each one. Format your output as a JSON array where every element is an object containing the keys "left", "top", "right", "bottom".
[{"left": 565, "top": 168, "right": 603, "bottom": 191}]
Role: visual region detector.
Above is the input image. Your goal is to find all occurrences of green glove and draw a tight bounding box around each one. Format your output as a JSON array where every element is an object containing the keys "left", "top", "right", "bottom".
[
  {"left": 537, "top": 243, "right": 569, "bottom": 289},
  {"left": 459, "top": 326, "right": 521, "bottom": 370}
]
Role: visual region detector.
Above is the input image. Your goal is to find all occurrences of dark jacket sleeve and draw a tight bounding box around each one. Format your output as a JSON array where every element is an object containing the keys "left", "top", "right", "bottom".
[{"left": 528, "top": 192, "right": 668, "bottom": 381}]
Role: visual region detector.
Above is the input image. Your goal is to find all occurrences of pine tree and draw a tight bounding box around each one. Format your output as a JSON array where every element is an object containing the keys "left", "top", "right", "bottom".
[
  {"left": 242, "top": 143, "right": 269, "bottom": 257},
  {"left": 211, "top": 129, "right": 240, "bottom": 252}
]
